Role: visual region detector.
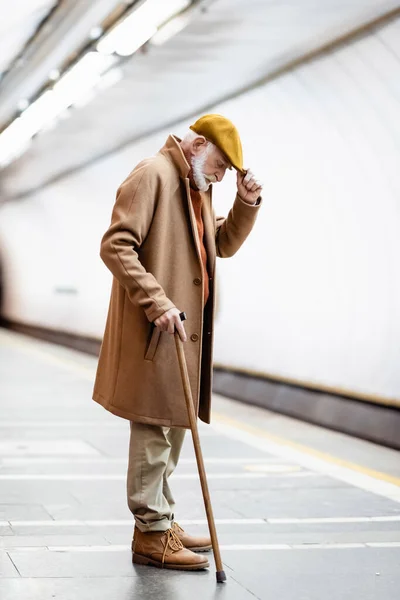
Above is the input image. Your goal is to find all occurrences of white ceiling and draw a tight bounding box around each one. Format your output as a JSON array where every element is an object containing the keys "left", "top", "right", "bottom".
[
  {"left": 0, "top": 0, "right": 57, "bottom": 75},
  {"left": 1, "top": 0, "right": 400, "bottom": 198}
]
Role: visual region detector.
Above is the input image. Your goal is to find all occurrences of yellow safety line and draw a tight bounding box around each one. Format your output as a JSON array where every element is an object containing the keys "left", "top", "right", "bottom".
[{"left": 212, "top": 412, "right": 400, "bottom": 488}]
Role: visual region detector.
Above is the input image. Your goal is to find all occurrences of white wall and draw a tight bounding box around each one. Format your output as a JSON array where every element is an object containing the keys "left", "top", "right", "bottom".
[{"left": 1, "top": 19, "right": 400, "bottom": 400}]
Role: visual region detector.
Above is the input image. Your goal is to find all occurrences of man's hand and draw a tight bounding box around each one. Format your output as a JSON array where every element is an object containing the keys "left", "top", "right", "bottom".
[
  {"left": 154, "top": 308, "right": 187, "bottom": 342},
  {"left": 236, "top": 169, "right": 262, "bottom": 205}
]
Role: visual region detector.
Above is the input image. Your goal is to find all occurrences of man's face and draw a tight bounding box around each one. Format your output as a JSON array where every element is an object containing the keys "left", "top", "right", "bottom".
[
  {"left": 201, "top": 144, "right": 230, "bottom": 184},
  {"left": 190, "top": 136, "right": 231, "bottom": 191}
]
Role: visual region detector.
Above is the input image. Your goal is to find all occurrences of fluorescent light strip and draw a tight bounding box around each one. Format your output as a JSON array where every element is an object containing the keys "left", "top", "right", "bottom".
[
  {"left": 0, "top": 2, "right": 194, "bottom": 168},
  {"left": 0, "top": 52, "right": 116, "bottom": 167},
  {"left": 151, "top": 13, "right": 190, "bottom": 46},
  {"left": 97, "top": 0, "right": 190, "bottom": 56}
]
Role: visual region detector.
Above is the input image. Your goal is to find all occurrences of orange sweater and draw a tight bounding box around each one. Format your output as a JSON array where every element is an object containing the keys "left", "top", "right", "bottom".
[{"left": 189, "top": 186, "right": 209, "bottom": 305}]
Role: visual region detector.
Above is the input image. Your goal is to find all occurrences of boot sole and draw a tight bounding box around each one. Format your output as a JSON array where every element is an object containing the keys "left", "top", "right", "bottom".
[
  {"left": 132, "top": 552, "right": 209, "bottom": 571},
  {"left": 187, "top": 545, "right": 212, "bottom": 553}
]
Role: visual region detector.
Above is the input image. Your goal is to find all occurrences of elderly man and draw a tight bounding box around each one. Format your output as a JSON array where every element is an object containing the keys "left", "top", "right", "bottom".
[{"left": 93, "top": 114, "right": 262, "bottom": 571}]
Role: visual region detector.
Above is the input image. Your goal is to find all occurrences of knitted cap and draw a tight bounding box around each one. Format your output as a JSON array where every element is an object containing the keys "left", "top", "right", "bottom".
[{"left": 189, "top": 114, "right": 244, "bottom": 173}]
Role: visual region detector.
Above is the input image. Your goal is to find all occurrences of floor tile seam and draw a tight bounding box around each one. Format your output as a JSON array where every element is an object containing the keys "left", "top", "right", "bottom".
[
  {"left": 228, "top": 572, "right": 262, "bottom": 600},
  {"left": 0, "top": 467, "right": 305, "bottom": 475},
  {"left": 5, "top": 515, "right": 400, "bottom": 527},
  {"left": 4, "top": 541, "right": 400, "bottom": 553},
  {"left": 0, "top": 472, "right": 319, "bottom": 480},
  {"left": 1, "top": 457, "right": 286, "bottom": 465},
  {"left": 5, "top": 552, "right": 22, "bottom": 576}
]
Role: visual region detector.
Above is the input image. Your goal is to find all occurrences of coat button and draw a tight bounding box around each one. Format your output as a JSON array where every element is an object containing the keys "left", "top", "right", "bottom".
[
  {"left": 190, "top": 333, "right": 199, "bottom": 342},
  {"left": 193, "top": 277, "right": 202, "bottom": 286}
]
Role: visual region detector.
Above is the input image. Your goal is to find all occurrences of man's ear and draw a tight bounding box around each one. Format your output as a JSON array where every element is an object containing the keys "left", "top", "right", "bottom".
[{"left": 192, "top": 135, "right": 207, "bottom": 154}]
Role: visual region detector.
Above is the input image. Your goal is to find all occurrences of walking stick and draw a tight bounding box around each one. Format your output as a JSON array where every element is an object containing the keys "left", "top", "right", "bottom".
[{"left": 175, "top": 312, "right": 226, "bottom": 583}]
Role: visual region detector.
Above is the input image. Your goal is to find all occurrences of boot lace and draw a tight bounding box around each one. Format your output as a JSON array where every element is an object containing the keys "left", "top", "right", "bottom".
[
  {"left": 162, "top": 528, "right": 184, "bottom": 565},
  {"left": 173, "top": 522, "right": 184, "bottom": 534}
]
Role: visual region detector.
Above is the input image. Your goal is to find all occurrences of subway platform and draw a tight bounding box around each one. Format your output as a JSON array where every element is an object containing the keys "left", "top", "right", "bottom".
[{"left": 0, "top": 328, "right": 400, "bottom": 600}]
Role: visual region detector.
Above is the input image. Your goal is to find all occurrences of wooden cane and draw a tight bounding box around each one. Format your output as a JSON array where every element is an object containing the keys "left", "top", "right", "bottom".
[{"left": 174, "top": 313, "right": 226, "bottom": 583}]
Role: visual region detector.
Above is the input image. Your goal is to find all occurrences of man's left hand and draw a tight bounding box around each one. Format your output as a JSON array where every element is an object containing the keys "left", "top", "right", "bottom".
[{"left": 236, "top": 169, "right": 262, "bottom": 205}]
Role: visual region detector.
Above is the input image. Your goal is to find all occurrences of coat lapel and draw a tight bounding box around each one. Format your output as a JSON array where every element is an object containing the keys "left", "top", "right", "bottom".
[
  {"left": 159, "top": 135, "right": 203, "bottom": 266},
  {"left": 201, "top": 188, "right": 216, "bottom": 278},
  {"left": 183, "top": 177, "right": 203, "bottom": 271}
]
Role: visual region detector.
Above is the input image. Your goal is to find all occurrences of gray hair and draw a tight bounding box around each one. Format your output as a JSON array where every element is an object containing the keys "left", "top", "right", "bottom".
[{"left": 181, "top": 129, "right": 215, "bottom": 155}]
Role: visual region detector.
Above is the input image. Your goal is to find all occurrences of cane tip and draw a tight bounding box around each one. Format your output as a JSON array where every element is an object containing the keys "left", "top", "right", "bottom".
[{"left": 216, "top": 570, "right": 227, "bottom": 583}]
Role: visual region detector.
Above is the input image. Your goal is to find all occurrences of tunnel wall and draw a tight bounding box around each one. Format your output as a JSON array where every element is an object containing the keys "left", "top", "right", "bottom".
[{"left": 0, "top": 18, "right": 400, "bottom": 406}]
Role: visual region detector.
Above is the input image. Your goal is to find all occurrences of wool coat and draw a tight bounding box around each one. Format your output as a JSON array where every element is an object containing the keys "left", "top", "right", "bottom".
[{"left": 92, "top": 135, "right": 261, "bottom": 428}]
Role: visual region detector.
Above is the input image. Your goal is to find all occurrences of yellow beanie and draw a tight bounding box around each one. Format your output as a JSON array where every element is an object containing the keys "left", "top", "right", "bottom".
[{"left": 189, "top": 114, "right": 244, "bottom": 173}]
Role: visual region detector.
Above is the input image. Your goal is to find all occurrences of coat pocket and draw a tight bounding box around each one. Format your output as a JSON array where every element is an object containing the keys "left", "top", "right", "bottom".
[{"left": 144, "top": 324, "right": 162, "bottom": 361}]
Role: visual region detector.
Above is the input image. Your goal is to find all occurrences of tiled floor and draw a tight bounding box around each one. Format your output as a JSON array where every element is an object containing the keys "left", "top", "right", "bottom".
[{"left": 0, "top": 328, "right": 399, "bottom": 599}]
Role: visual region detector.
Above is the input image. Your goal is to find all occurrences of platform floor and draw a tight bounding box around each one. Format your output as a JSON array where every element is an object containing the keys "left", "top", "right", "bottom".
[{"left": 0, "top": 328, "right": 400, "bottom": 600}]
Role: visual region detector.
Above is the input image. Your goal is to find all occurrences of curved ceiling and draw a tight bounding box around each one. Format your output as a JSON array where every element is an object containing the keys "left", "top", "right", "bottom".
[{"left": 1, "top": 0, "right": 399, "bottom": 199}]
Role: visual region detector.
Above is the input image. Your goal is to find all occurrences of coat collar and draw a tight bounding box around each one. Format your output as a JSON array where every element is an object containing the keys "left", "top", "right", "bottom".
[{"left": 159, "top": 134, "right": 190, "bottom": 179}]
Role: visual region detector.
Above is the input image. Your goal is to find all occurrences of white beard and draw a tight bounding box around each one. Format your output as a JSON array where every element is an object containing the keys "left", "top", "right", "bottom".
[{"left": 191, "top": 151, "right": 217, "bottom": 192}]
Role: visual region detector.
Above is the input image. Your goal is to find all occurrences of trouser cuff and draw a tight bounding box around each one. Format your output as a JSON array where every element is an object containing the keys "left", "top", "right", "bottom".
[{"left": 134, "top": 517, "right": 172, "bottom": 533}]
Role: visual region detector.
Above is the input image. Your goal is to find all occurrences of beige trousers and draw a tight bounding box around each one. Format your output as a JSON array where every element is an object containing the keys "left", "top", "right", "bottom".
[{"left": 127, "top": 421, "right": 186, "bottom": 532}]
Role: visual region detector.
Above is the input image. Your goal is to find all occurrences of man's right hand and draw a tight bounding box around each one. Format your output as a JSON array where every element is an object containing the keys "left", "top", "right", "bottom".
[{"left": 154, "top": 308, "right": 187, "bottom": 342}]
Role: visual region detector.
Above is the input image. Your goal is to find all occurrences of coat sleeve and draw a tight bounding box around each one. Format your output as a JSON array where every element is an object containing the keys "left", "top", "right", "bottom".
[
  {"left": 215, "top": 193, "right": 262, "bottom": 258},
  {"left": 100, "top": 160, "right": 176, "bottom": 322}
]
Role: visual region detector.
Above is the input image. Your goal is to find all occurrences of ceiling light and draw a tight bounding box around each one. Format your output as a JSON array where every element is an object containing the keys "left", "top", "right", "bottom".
[
  {"left": 97, "top": 0, "right": 190, "bottom": 56},
  {"left": 89, "top": 26, "right": 103, "bottom": 40},
  {"left": 52, "top": 52, "right": 115, "bottom": 109},
  {"left": 97, "top": 11, "right": 155, "bottom": 56},
  {"left": 17, "top": 98, "right": 30, "bottom": 111},
  {"left": 113, "top": 25, "right": 156, "bottom": 57},
  {"left": 0, "top": 51, "right": 117, "bottom": 167},
  {"left": 151, "top": 13, "right": 190, "bottom": 46},
  {"left": 19, "top": 91, "right": 60, "bottom": 137},
  {"left": 145, "top": 0, "right": 191, "bottom": 26},
  {"left": 0, "top": 118, "right": 31, "bottom": 167},
  {"left": 49, "top": 69, "right": 60, "bottom": 81}
]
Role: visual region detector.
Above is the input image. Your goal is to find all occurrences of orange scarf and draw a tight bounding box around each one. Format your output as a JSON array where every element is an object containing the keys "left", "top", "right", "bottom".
[{"left": 189, "top": 185, "right": 209, "bottom": 305}]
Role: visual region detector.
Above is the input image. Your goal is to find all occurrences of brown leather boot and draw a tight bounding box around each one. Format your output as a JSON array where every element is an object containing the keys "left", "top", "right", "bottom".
[
  {"left": 173, "top": 522, "right": 212, "bottom": 552},
  {"left": 132, "top": 527, "right": 209, "bottom": 571}
]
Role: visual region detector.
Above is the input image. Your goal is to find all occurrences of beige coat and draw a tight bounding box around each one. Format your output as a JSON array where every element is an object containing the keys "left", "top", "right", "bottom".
[{"left": 93, "top": 135, "right": 261, "bottom": 427}]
